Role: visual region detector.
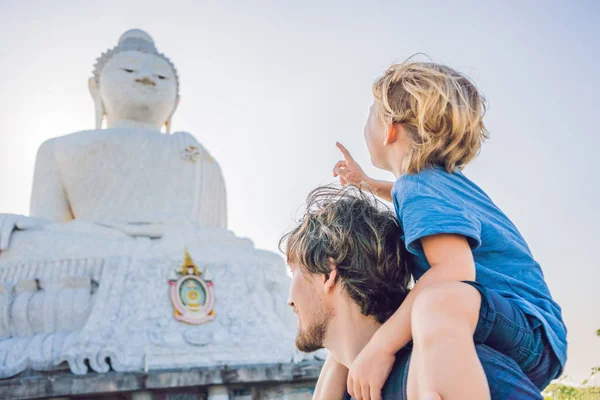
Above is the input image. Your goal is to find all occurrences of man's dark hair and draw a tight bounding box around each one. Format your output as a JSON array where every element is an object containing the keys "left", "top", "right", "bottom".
[{"left": 280, "top": 185, "right": 411, "bottom": 323}]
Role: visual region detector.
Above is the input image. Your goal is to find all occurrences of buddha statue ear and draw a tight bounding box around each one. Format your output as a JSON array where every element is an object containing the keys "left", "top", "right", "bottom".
[
  {"left": 88, "top": 77, "right": 105, "bottom": 129},
  {"left": 165, "top": 95, "right": 180, "bottom": 134}
]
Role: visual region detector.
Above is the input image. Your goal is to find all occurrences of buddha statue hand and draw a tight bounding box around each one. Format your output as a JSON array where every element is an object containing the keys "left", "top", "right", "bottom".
[
  {"left": 0, "top": 214, "right": 48, "bottom": 251},
  {"left": 100, "top": 222, "right": 167, "bottom": 238}
]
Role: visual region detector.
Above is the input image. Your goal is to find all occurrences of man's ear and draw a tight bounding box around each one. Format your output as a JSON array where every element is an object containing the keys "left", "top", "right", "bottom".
[
  {"left": 384, "top": 123, "right": 401, "bottom": 146},
  {"left": 323, "top": 258, "right": 338, "bottom": 294}
]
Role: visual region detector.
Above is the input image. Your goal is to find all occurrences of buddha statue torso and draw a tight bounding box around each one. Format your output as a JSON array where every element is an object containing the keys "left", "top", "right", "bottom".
[
  {"left": 0, "top": 30, "right": 299, "bottom": 380},
  {"left": 32, "top": 128, "right": 225, "bottom": 227}
]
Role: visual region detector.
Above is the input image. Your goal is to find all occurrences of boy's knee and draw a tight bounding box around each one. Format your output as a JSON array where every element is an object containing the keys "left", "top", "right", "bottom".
[{"left": 412, "top": 282, "right": 481, "bottom": 341}]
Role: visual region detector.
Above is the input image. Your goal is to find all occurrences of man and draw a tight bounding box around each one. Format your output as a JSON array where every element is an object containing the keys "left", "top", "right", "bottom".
[{"left": 280, "top": 186, "right": 542, "bottom": 400}]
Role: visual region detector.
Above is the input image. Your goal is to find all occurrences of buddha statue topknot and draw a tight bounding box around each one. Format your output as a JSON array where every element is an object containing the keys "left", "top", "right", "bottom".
[{"left": 0, "top": 29, "right": 297, "bottom": 378}]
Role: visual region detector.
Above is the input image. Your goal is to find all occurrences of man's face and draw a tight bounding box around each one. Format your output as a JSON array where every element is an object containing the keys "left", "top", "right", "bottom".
[{"left": 287, "top": 262, "right": 332, "bottom": 352}]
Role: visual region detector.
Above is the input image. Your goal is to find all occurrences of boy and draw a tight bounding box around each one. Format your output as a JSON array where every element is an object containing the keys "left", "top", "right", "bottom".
[{"left": 325, "top": 60, "right": 566, "bottom": 399}]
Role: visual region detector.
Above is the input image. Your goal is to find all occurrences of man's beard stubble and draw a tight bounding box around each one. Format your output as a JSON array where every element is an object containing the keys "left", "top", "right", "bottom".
[{"left": 295, "top": 308, "right": 332, "bottom": 353}]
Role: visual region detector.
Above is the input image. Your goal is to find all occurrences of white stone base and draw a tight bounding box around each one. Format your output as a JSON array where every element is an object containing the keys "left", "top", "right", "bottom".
[{"left": 0, "top": 223, "right": 301, "bottom": 378}]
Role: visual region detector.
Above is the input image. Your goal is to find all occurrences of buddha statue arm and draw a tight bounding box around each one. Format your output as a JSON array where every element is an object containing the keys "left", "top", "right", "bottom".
[
  {"left": 195, "top": 157, "right": 228, "bottom": 229},
  {"left": 213, "top": 165, "right": 227, "bottom": 228},
  {"left": 29, "top": 139, "right": 74, "bottom": 222}
]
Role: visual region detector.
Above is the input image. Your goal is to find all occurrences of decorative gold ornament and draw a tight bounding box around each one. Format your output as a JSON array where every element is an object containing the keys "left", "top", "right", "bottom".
[
  {"left": 169, "top": 248, "right": 215, "bottom": 325},
  {"left": 180, "top": 145, "right": 202, "bottom": 163}
]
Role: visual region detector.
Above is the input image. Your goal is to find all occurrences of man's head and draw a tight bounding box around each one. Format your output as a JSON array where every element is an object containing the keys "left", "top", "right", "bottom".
[{"left": 280, "top": 186, "right": 411, "bottom": 352}]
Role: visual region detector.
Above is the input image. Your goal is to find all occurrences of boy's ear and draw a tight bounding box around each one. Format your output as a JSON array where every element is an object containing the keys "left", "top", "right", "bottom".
[{"left": 384, "top": 123, "right": 401, "bottom": 146}]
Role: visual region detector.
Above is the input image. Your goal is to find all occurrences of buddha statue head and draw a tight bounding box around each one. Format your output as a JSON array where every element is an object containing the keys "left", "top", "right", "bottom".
[{"left": 89, "top": 29, "right": 180, "bottom": 132}]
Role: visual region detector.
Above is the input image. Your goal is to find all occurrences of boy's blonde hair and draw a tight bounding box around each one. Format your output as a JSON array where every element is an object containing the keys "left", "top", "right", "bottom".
[{"left": 373, "top": 59, "right": 489, "bottom": 173}]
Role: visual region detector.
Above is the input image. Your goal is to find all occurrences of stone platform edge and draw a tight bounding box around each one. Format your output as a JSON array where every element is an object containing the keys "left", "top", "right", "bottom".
[{"left": 0, "top": 360, "right": 324, "bottom": 399}]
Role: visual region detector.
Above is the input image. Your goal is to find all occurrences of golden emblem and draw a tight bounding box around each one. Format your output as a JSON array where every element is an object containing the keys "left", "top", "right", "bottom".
[{"left": 169, "top": 249, "right": 215, "bottom": 325}]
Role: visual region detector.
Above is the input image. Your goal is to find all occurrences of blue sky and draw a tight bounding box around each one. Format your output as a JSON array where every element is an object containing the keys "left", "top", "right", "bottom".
[{"left": 0, "top": 0, "right": 598, "bottom": 380}]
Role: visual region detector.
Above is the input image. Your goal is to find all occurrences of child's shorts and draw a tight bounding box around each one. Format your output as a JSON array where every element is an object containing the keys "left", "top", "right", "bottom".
[{"left": 462, "top": 280, "right": 563, "bottom": 390}]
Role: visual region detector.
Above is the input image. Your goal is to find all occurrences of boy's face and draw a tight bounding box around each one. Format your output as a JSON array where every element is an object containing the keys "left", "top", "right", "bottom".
[
  {"left": 364, "top": 101, "right": 389, "bottom": 171},
  {"left": 287, "top": 262, "right": 332, "bottom": 352}
]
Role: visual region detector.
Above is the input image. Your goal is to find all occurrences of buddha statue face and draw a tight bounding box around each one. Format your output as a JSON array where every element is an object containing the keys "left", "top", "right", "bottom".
[
  {"left": 89, "top": 29, "right": 180, "bottom": 132},
  {"left": 99, "top": 51, "right": 178, "bottom": 128}
]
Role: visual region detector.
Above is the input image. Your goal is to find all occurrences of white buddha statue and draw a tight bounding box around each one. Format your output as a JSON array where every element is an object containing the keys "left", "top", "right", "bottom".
[
  {"left": 19, "top": 28, "right": 225, "bottom": 229},
  {"left": 0, "top": 30, "right": 297, "bottom": 378}
]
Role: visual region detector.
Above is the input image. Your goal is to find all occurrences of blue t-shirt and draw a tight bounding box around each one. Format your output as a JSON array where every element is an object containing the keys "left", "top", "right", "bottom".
[{"left": 391, "top": 167, "right": 567, "bottom": 367}]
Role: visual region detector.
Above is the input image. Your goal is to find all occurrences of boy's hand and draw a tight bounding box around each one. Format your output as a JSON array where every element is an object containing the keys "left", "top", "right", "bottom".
[
  {"left": 333, "top": 142, "right": 369, "bottom": 187},
  {"left": 347, "top": 340, "right": 395, "bottom": 400}
]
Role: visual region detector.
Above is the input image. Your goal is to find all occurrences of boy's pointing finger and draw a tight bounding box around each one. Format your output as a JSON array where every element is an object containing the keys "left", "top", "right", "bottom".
[{"left": 336, "top": 142, "right": 355, "bottom": 162}]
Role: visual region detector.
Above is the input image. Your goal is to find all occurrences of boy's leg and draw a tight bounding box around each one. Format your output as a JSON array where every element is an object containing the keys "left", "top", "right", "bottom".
[
  {"left": 461, "top": 281, "right": 560, "bottom": 390},
  {"left": 406, "top": 357, "right": 441, "bottom": 400},
  {"left": 410, "top": 281, "right": 490, "bottom": 400}
]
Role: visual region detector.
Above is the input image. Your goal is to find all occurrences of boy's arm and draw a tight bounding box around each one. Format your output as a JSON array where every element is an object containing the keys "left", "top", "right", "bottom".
[
  {"left": 313, "top": 352, "right": 349, "bottom": 400},
  {"left": 372, "top": 234, "right": 475, "bottom": 352},
  {"left": 348, "top": 234, "right": 475, "bottom": 398},
  {"left": 364, "top": 178, "right": 393, "bottom": 203},
  {"left": 30, "top": 139, "right": 74, "bottom": 222}
]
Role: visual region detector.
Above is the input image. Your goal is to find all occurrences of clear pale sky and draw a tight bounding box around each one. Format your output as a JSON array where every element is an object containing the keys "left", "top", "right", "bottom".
[{"left": 0, "top": 0, "right": 598, "bottom": 381}]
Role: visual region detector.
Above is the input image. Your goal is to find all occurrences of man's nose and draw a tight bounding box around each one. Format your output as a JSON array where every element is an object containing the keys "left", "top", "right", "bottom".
[{"left": 287, "top": 298, "right": 294, "bottom": 308}]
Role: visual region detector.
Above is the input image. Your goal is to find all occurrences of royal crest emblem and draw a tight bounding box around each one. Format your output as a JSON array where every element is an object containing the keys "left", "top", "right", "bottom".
[{"left": 169, "top": 249, "right": 215, "bottom": 325}]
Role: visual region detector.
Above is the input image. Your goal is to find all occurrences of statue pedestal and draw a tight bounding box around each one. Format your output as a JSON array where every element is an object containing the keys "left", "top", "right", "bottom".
[{"left": 0, "top": 224, "right": 307, "bottom": 378}]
